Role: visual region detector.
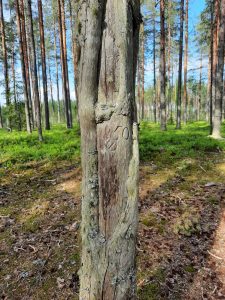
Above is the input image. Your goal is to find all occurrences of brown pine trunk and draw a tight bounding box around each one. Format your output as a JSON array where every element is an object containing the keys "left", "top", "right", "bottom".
[
  {"left": 160, "top": 0, "right": 167, "bottom": 130},
  {"left": 15, "top": 0, "right": 32, "bottom": 133},
  {"left": 212, "top": 0, "right": 225, "bottom": 138},
  {"left": 53, "top": 17, "right": 61, "bottom": 123},
  {"left": 176, "top": 0, "right": 184, "bottom": 129},
  {"left": 153, "top": 15, "right": 157, "bottom": 123},
  {"left": 0, "top": 0, "right": 11, "bottom": 128},
  {"left": 141, "top": 23, "right": 145, "bottom": 120},
  {"left": 183, "top": 0, "right": 189, "bottom": 124},
  {"left": 76, "top": 1, "right": 140, "bottom": 298},
  {"left": 0, "top": 105, "right": 3, "bottom": 128},
  {"left": 57, "top": 0, "right": 72, "bottom": 128},
  {"left": 38, "top": 0, "right": 50, "bottom": 130},
  {"left": 197, "top": 52, "right": 203, "bottom": 121},
  {"left": 26, "top": 0, "right": 43, "bottom": 141}
]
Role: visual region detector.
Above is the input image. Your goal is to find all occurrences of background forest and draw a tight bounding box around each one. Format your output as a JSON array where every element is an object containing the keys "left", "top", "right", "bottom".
[{"left": 1, "top": 0, "right": 225, "bottom": 299}]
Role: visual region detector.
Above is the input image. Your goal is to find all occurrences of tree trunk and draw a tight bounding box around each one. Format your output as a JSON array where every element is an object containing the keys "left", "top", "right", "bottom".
[
  {"left": 57, "top": 0, "right": 72, "bottom": 128},
  {"left": 0, "top": 105, "right": 3, "bottom": 128},
  {"left": 20, "top": 0, "right": 33, "bottom": 128},
  {"left": 15, "top": 0, "right": 32, "bottom": 133},
  {"left": 209, "top": 1, "right": 214, "bottom": 133},
  {"left": 53, "top": 17, "right": 61, "bottom": 123},
  {"left": 197, "top": 52, "right": 202, "bottom": 121},
  {"left": 0, "top": 0, "right": 11, "bottom": 128},
  {"left": 160, "top": 0, "right": 167, "bottom": 131},
  {"left": 141, "top": 22, "right": 145, "bottom": 120},
  {"left": 75, "top": 1, "right": 140, "bottom": 298},
  {"left": 176, "top": 0, "right": 184, "bottom": 129},
  {"left": 183, "top": 0, "right": 189, "bottom": 124},
  {"left": 26, "top": 0, "right": 43, "bottom": 141},
  {"left": 153, "top": 14, "right": 157, "bottom": 123},
  {"left": 212, "top": 0, "right": 225, "bottom": 138},
  {"left": 38, "top": 0, "right": 50, "bottom": 130}
]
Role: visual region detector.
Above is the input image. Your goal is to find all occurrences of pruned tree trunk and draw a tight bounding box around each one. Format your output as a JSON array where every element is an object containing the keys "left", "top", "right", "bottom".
[
  {"left": 15, "top": 0, "right": 32, "bottom": 133},
  {"left": 75, "top": 1, "right": 140, "bottom": 298},
  {"left": 0, "top": 0, "right": 11, "bottom": 128},
  {"left": 0, "top": 105, "right": 3, "bottom": 128},
  {"left": 212, "top": 0, "right": 225, "bottom": 138},
  {"left": 38, "top": 0, "right": 50, "bottom": 130},
  {"left": 160, "top": 0, "right": 167, "bottom": 131},
  {"left": 26, "top": 0, "right": 43, "bottom": 141},
  {"left": 176, "top": 0, "right": 184, "bottom": 129},
  {"left": 183, "top": 0, "right": 189, "bottom": 124},
  {"left": 57, "top": 0, "right": 72, "bottom": 128},
  {"left": 141, "top": 22, "right": 145, "bottom": 120},
  {"left": 153, "top": 13, "right": 157, "bottom": 123},
  {"left": 53, "top": 17, "right": 61, "bottom": 123}
]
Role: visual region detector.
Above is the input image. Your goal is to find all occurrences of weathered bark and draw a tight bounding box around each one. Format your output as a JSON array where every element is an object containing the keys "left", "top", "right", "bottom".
[
  {"left": 212, "top": 0, "right": 225, "bottom": 138},
  {"left": 15, "top": 0, "right": 32, "bottom": 133},
  {"left": 183, "top": 0, "right": 189, "bottom": 124},
  {"left": 76, "top": 1, "right": 140, "bottom": 298},
  {"left": 57, "top": 0, "right": 72, "bottom": 128},
  {"left": 38, "top": 0, "right": 50, "bottom": 130},
  {"left": 26, "top": 0, "right": 43, "bottom": 141},
  {"left": 0, "top": 0, "right": 11, "bottom": 128},
  {"left": 160, "top": 0, "right": 167, "bottom": 130},
  {"left": 176, "top": 0, "right": 184, "bottom": 129}
]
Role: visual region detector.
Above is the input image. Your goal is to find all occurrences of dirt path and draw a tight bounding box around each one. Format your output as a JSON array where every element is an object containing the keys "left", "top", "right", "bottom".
[{"left": 0, "top": 155, "right": 225, "bottom": 299}]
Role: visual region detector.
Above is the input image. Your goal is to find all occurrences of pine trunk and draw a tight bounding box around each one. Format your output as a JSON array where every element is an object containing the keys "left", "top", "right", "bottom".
[
  {"left": 15, "top": 0, "right": 32, "bottom": 133},
  {"left": 76, "top": 1, "right": 140, "bottom": 298},
  {"left": 26, "top": 0, "right": 43, "bottom": 141},
  {"left": 176, "top": 0, "right": 184, "bottom": 129},
  {"left": 0, "top": 0, "right": 11, "bottom": 128},
  {"left": 160, "top": 0, "right": 167, "bottom": 130},
  {"left": 212, "top": 0, "right": 225, "bottom": 138},
  {"left": 183, "top": 0, "right": 189, "bottom": 124},
  {"left": 38, "top": 0, "right": 50, "bottom": 130}
]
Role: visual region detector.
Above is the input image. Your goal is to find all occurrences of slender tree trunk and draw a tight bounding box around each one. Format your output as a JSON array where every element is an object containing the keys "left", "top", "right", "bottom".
[
  {"left": 160, "top": 0, "right": 167, "bottom": 130},
  {"left": 0, "top": 105, "right": 3, "bottom": 128},
  {"left": 167, "top": 0, "right": 172, "bottom": 123},
  {"left": 137, "top": 58, "right": 141, "bottom": 121},
  {"left": 76, "top": 1, "right": 140, "bottom": 298},
  {"left": 26, "top": 0, "right": 43, "bottom": 141},
  {"left": 53, "top": 17, "right": 61, "bottom": 123},
  {"left": 38, "top": 0, "right": 50, "bottom": 130},
  {"left": 211, "top": 0, "right": 219, "bottom": 133},
  {"left": 212, "top": 0, "right": 225, "bottom": 138},
  {"left": 47, "top": 55, "right": 55, "bottom": 114},
  {"left": 176, "top": 0, "right": 184, "bottom": 129},
  {"left": 209, "top": 1, "right": 214, "bottom": 133},
  {"left": 140, "top": 23, "right": 145, "bottom": 120},
  {"left": 15, "top": 0, "right": 32, "bottom": 133},
  {"left": 153, "top": 15, "right": 157, "bottom": 123},
  {"left": 183, "top": 0, "right": 189, "bottom": 124},
  {"left": 57, "top": 0, "right": 72, "bottom": 128},
  {"left": 0, "top": 0, "right": 11, "bottom": 128},
  {"left": 20, "top": 0, "right": 33, "bottom": 128},
  {"left": 198, "top": 52, "right": 203, "bottom": 121}
]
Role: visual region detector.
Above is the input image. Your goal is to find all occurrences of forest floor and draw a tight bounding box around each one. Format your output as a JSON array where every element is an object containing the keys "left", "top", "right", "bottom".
[{"left": 0, "top": 122, "right": 225, "bottom": 299}]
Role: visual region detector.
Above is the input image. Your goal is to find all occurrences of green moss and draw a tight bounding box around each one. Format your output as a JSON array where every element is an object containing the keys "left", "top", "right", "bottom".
[
  {"left": 138, "top": 283, "right": 159, "bottom": 300},
  {"left": 141, "top": 212, "right": 166, "bottom": 234},
  {"left": 184, "top": 265, "right": 195, "bottom": 273}
]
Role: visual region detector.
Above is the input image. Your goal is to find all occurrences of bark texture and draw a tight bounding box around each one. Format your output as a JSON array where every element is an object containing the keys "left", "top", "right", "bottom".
[
  {"left": 75, "top": 1, "right": 140, "bottom": 299},
  {"left": 212, "top": 0, "right": 225, "bottom": 138},
  {"left": 160, "top": 0, "right": 167, "bottom": 130},
  {"left": 176, "top": 0, "right": 184, "bottom": 129}
]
